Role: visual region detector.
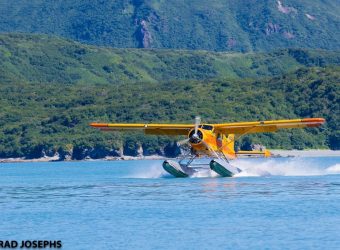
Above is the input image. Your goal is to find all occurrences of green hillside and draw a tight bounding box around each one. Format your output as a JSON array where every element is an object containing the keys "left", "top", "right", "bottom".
[
  {"left": 1, "top": 34, "right": 339, "bottom": 85},
  {"left": 0, "top": 0, "right": 339, "bottom": 51},
  {"left": 0, "top": 34, "right": 339, "bottom": 159},
  {"left": 0, "top": 66, "right": 338, "bottom": 159}
]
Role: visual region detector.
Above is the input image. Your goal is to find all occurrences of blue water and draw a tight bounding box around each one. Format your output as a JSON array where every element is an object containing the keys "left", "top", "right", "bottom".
[{"left": 1, "top": 157, "right": 340, "bottom": 249}]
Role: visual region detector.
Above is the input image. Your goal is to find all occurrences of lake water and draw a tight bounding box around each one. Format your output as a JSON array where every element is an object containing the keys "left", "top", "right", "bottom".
[{"left": 1, "top": 157, "right": 340, "bottom": 249}]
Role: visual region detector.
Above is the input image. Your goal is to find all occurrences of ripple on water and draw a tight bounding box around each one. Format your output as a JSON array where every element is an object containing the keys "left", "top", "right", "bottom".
[{"left": 0, "top": 158, "right": 339, "bottom": 249}]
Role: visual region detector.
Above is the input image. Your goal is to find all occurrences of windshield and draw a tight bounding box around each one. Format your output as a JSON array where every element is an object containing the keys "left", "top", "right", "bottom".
[{"left": 199, "top": 125, "right": 214, "bottom": 131}]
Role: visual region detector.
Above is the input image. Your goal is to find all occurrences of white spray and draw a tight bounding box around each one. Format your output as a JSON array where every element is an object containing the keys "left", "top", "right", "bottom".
[
  {"left": 234, "top": 158, "right": 340, "bottom": 177},
  {"left": 126, "top": 158, "right": 340, "bottom": 178}
]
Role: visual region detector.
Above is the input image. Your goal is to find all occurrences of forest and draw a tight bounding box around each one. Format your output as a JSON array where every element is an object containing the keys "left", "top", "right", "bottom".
[{"left": 0, "top": 34, "right": 339, "bottom": 159}]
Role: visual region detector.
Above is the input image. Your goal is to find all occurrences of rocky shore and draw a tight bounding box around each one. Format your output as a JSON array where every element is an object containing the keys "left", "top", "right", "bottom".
[
  {"left": 0, "top": 150, "right": 339, "bottom": 163},
  {"left": 270, "top": 150, "right": 340, "bottom": 157}
]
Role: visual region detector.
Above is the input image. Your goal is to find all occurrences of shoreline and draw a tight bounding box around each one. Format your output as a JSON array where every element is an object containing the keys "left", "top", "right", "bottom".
[
  {"left": 0, "top": 154, "right": 168, "bottom": 163},
  {"left": 0, "top": 150, "right": 339, "bottom": 163},
  {"left": 270, "top": 150, "right": 340, "bottom": 158}
]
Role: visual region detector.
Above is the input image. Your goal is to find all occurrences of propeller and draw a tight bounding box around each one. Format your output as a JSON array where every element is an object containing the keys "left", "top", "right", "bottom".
[
  {"left": 194, "top": 116, "right": 201, "bottom": 138},
  {"left": 177, "top": 138, "right": 190, "bottom": 146},
  {"left": 176, "top": 116, "right": 202, "bottom": 147}
]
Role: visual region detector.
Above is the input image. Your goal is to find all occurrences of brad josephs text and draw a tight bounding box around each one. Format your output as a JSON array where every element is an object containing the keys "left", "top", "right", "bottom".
[{"left": 0, "top": 241, "right": 62, "bottom": 249}]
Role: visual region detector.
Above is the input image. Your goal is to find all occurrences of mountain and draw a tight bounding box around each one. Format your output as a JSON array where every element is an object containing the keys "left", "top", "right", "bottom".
[
  {"left": 0, "top": 0, "right": 339, "bottom": 51},
  {"left": 1, "top": 33, "right": 339, "bottom": 85},
  {"left": 0, "top": 34, "right": 339, "bottom": 159}
]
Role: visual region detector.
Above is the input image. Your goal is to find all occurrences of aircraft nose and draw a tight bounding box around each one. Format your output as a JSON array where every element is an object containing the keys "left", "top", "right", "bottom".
[{"left": 188, "top": 129, "right": 203, "bottom": 144}]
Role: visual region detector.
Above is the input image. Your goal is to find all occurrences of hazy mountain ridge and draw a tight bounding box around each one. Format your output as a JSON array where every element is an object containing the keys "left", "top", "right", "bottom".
[{"left": 0, "top": 0, "right": 339, "bottom": 51}]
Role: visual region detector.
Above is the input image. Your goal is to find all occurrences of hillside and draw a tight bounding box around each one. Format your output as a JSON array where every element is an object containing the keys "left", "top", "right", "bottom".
[
  {"left": 0, "top": 1, "right": 339, "bottom": 51},
  {"left": 0, "top": 34, "right": 339, "bottom": 160},
  {"left": 0, "top": 66, "right": 339, "bottom": 159},
  {"left": 1, "top": 34, "right": 339, "bottom": 85}
]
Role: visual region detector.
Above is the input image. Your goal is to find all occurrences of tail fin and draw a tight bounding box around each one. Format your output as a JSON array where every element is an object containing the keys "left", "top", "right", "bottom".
[{"left": 264, "top": 149, "right": 271, "bottom": 157}]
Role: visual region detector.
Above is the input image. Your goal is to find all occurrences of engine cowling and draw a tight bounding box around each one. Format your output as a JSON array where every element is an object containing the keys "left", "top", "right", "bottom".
[{"left": 188, "top": 129, "right": 203, "bottom": 144}]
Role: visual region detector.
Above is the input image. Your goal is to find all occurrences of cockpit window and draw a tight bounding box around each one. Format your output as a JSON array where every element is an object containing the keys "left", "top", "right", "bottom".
[{"left": 200, "top": 125, "right": 214, "bottom": 131}]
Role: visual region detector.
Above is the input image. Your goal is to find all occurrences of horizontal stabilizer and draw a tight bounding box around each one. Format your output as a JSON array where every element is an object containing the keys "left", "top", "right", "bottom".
[{"left": 236, "top": 150, "right": 271, "bottom": 157}]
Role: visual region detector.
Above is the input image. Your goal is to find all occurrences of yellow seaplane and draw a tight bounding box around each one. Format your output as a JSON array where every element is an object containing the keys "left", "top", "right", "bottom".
[{"left": 90, "top": 117, "right": 325, "bottom": 178}]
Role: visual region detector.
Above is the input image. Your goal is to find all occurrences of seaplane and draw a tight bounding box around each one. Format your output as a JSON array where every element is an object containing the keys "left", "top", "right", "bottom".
[{"left": 90, "top": 117, "right": 325, "bottom": 178}]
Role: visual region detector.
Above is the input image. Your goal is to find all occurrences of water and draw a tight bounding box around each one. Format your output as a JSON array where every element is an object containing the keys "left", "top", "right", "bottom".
[{"left": 1, "top": 157, "right": 340, "bottom": 249}]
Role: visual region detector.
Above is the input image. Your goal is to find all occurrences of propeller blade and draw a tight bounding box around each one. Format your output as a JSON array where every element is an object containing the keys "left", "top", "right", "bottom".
[
  {"left": 178, "top": 116, "right": 202, "bottom": 147},
  {"left": 177, "top": 138, "right": 190, "bottom": 146},
  {"left": 194, "top": 116, "right": 201, "bottom": 135}
]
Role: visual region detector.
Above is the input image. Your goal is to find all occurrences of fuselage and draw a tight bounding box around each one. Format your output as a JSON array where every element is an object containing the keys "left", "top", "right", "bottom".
[{"left": 188, "top": 125, "right": 236, "bottom": 159}]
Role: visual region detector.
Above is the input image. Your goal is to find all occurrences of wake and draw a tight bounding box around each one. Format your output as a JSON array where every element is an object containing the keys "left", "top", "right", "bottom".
[
  {"left": 234, "top": 158, "right": 340, "bottom": 177},
  {"left": 127, "top": 162, "right": 167, "bottom": 178},
  {"left": 127, "top": 158, "right": 340, "bottom": 178}
]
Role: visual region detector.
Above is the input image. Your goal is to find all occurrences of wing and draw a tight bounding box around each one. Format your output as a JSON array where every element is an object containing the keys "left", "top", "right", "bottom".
[
  {"left": 90, "top": 118, "right": 325, "bottom": 136},
  {"left": 90, "top": 123, "right": 193, "bottom": 135},
  {"left": 213, "top": 118, "right": 325, "bottom": 135}
]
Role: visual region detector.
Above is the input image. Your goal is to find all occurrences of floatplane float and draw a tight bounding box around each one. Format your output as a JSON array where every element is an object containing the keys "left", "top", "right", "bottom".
[{"left": 90, "top": 117, "right": 325, "bottom": 178}]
